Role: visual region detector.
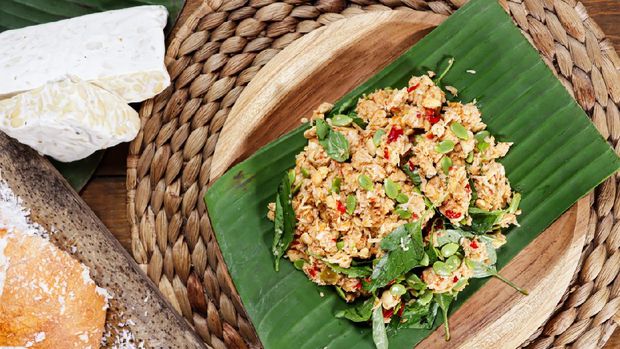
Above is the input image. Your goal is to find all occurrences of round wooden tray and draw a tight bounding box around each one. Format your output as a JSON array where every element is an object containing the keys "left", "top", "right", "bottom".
[{"left": 210, "top": 10, "right": 589, "bottom": 348}]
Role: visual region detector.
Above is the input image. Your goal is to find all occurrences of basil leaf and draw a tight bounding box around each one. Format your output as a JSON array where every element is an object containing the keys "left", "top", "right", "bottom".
[
  {"left": 469, "top": 178, "right": 478, "bottom": 203},
  {"left": 467, "top": 207, "right": 504, "bottom": 233},
  {"left": 320, "top": 130, "right": 350, "bottom": 162},
  {"left": 367, "top": 222, "right": 424, "bottom": 292},
  {"left": 401, "top": 162, "right": 422, "bottom": 186},
  {"left": 435, "top": 229, "right": 471, "bottom": 246},
  {"left": 464, "top": 258, "right": 528, "bottom": 295},
  {"left": 372, "top": 306, "right": 389, "bottom": 349},
  {"left": 508, "top": 192, "right": 521, "bottom": 214},
  {"left": 272, "top": 172, "right": 296, "bottom": 271},
  {"left": 326, "top": 261, "right": 372, "bottom": 278},
  {"left": 351, "top": 113, "right": 368, "bottom": 129},
  {"left": 335, "top": 297, "right": 374, "bottom": 322},
  {"left": 316, "top": 119, "right": 330, "bottom": 140},
  {"left": 405, "top": 274, "right": 427, "bottom": 291},
  {"left": 380, "top": 224, "right": 410, "bottom": 251},
  {"left": 395, "top": 300, "right": 438, "bottom": 330},
  {"left": 395, "top": 208, "right": 412, "bottom": 219},
  {"left": 335, "top": 286, "right": 347, "bottom": 301},
  {"left": 434, "top": 293, "right": 454, "bottom": 341},
  {"left": 465, "top": 258, "right": 495, "bottom": 278}
]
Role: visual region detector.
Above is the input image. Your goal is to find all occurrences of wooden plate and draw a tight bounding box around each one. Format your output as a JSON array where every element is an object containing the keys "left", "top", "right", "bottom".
[{"left": 211, "top": 10, "right": 589, "bottom": 349}]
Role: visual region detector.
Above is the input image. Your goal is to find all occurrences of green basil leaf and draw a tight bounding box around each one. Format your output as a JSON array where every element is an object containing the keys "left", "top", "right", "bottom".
[
  {"left": 467, "top": 207, "right": 504, "bottom": 233},
  {"left": 395, "top": 208, "right": 412, "bottom": 219},
  {"left": 320, "top": 130, "right": 350, "bottom": 162},
  {"left": 350, "top": 112, "right": 368, "bottom": 129},
  {"left": 464, "top": 258, "right": 528, "bottom": 295},
  {"left": 396, "top": 193, "right": 409, "bottom": 204},
  {"left": 316, "top": 119, "right": 330, "bottom": 140},
  {"left": 434, "top": 293, "right": 454, "bottom": 341},
  {"left": 372, "top": 306, "right": 389, "bottom": 349},
  {"left": 435, "top": 229, "right": 469, "bottom": 246},
  {"left": 367, "top": 222, "right": 424, "bottom": 292},
  {"left": 335, "top": 297, "right": 374, "bottom": 322},
  {"left": 395, "top": 300, "right": 438, "bottom": 330},
  {"left": 508, "top": 192, "right": 521, "bottom": 214},
  {"left": 380, "top": 224, "right": 410, "bottom": 251},
  {"left": 465, "top": 258, "right": 495, "bottom": 278},
  {"left": 325, "top": 261, "right": 372, "bottom": 278},
  {"left": 272, "top": 172, "right": 296, "bottom": 271},
  {"left": 401, "top": 162, "right": 422, "bottom": 186},
  {"left": 405, "top": 274, "right": 427, "bottom": 291},
  {"left": 335, "top": 286, "right": 347, "bottom": 301}
]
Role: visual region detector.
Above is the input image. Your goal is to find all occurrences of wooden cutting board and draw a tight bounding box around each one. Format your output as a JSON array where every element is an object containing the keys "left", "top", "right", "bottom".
[
  {"left": 0, "top": 131, "right": 205, "bottom": 348},
  {"left": 210, "top": 10, "right": 590, "bottom": 349}
]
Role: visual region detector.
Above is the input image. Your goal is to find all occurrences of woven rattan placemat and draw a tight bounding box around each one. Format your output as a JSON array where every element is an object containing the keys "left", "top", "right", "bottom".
[{"left": 126, "top": 0, "right": 620, "bottom": 347}]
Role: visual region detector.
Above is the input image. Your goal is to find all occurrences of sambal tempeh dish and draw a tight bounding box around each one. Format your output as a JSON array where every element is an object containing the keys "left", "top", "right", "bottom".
[{"left": 268, "top": 68, "right": 526, "bottom": 349}]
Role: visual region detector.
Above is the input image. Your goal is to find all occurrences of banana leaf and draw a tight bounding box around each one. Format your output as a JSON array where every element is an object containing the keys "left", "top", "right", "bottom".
[
  {"left": 206, "top": 1, "right": 620, "bottom": 348},
  {"left": 0, "top": 0, "right": 184, "bottom": 190},
  {"left": 0, "top": 0, "right": 184, "bottom": 31}
]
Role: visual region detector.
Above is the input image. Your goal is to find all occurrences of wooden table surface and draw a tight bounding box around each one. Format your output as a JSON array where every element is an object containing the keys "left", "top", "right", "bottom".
[{"left": 80, "top": 1, "right": 620, "bottom": 347}]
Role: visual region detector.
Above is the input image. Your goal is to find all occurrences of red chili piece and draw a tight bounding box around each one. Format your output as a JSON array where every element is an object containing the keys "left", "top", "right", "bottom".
[
  {"left": 470, "top": 240, "right": 479, "bottom": 249},
  {"left": 383, "top": 307, "right": 394, "bottom": 320},
  {"left": 408, "top": 161, "right": 415, "bottom": 172},
  {"left": 426, "top": 133, "right": 435, "bottom": 140},
  {"left": 465, "top": 183, "right": 471, "bottom": 192},
  {"left": 412, "top": 213, "right": 419, "bottom": 220},
  {"left": 336, "top": 201, "right": 346, "bottom": 214},
  {"left": 384, "top": 148, "right": 390, "bottom": 160},
  {"left": 445, "top": 210, "right": 462, "bottom": 219},
  {"left": 453, "top": 276, "right": 459, "bottom": 283},
  {"left": 407, "top": 83, "right": 420, "bottom": 93},
  {"left": 426, "top": 108, "right": 441, "bottom": 124},
  {"left": 397, "top": 303, "right": 405, "bottom": 317},
  {"left": 387, "top": 126, "right": 404, "bottom": 144},
  {"left": 309, "top": 266, "right": 318, "bottom": 278},
  {"left": 355, "top": 281, "right": 363, "bottom": 290}
]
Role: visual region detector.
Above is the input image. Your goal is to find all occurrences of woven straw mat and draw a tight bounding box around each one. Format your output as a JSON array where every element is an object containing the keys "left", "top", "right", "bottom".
[{"left": 125, "top": 0, "right": 620, "bottom": 348}]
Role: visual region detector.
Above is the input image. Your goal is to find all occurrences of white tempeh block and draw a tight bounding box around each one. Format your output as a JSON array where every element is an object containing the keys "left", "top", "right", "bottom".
[
  {"left": 0, "top": 78, "right": 140, "bottom": 162},
  {"left": 0, "top": 5, "right": 170, "bottom": 103}
]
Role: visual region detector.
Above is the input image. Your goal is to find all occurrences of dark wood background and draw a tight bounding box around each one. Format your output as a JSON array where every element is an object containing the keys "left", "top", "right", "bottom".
[{"left": 79, "top": 0, "right": 620, "bottom": 346}]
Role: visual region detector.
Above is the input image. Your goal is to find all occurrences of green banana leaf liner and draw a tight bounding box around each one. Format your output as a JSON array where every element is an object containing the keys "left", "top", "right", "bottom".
[{"left": 206, "top": 1, "right": 620, "bottom": 348}]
